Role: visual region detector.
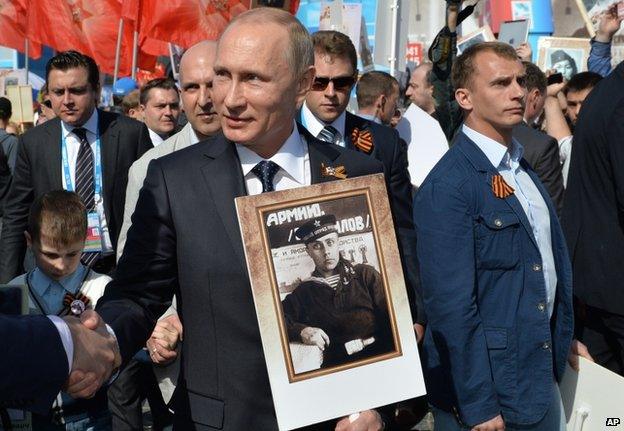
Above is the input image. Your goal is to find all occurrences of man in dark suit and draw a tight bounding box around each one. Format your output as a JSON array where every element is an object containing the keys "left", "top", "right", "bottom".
[
  {"left": 513, "top": 61, "right": 564, "bottom": 213},
  {"left": 300, "top": 29, "right": 424, "bottom": 340},
  {"left": 415, "top": 42, "right": 590, "bottom": 431},
  {"left": 95, "top": 8, "right": 388, "bottom": 430},
  {"left": 0, "top": 51, "right": 152, "bottom": 282},
  {"left": 0, "top": 311, "right": 120, "bottom": 413},
  {"left": 562, "top": 61, "right": 624, "bottom": 376}
]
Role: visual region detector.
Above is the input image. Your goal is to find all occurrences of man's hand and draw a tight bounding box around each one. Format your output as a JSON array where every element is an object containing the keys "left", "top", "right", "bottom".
[
  {"left": 147, "top": 314, "right": 183, "bottom": 365},
  {"left": 300, "top": 327, "right": 330, "bottom": 350},
  {"left": 335, "top": 410, "right": 384, "bottom": 431},
  {"left": 568, "top": 339, "right": 594, "bottom": 371},
  {"left": 515, "top": 43, "right": 532, "bottom": 62},
  {"left": 596, "top": 5, "right": 624, "bottom": 43},
  {"left": 64, "top": 310, "right": 121, "bottom": 398},
  {"left": 414, "top": 323, "right": 425, "bottom": 343},
  {"left": 472, "top": 414, "right": 505, "bottom": 430}
]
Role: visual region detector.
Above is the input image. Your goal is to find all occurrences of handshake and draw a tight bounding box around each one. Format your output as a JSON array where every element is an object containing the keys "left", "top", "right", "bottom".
[{"left": 62, "top": 310, "right": 121, "bottom": 399}]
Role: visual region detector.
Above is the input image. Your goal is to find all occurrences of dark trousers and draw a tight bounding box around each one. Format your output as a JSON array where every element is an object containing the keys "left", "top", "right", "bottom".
[
  {"left": 576, "top": 305, "right": 624, "bottom": 376},
  {"left": 108, "top": 357, "right": 172, "bottom": 431}
]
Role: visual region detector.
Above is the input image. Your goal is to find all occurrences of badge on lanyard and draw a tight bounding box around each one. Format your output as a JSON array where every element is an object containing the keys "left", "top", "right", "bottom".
[{"left": 84, "top": 212, "right": 103, "bottom": 252}]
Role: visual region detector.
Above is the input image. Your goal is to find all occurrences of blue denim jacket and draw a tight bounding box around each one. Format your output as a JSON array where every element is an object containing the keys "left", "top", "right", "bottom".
[{"left": 414, "top": 131, "right": 574, "bottom": 427}]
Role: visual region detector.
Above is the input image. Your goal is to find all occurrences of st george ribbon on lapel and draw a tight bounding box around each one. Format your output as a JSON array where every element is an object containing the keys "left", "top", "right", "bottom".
[
  {"left": 492, "top": 174, "right": 515, "bottom": 199},
  {"left": 351, "top": 128, "right": 373, "bottom": 154},
  {"left": 252, "top": 160, "right": 280, "bottom": 193}
]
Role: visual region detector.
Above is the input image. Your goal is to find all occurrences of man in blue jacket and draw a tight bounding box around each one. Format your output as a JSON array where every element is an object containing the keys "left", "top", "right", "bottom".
[{"left": 414, "top": 42, "right": 591, "bottom": 430}]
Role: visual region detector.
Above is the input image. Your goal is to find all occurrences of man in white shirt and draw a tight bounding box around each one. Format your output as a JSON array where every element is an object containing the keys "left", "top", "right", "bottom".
[
  {"left": 139, "top": 77, "right": 181, "bottom": 146},
  {"left": 94, "top": 8, "right": 390, "bottom": 430}
]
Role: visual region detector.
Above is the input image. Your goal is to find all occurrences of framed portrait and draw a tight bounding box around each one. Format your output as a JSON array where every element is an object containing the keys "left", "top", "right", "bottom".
[
  {"left": 574, "top": 0, "right": 621, "bottom": 37},
  {"left": 235, "top": 174, "right": 425, "bottom": 430},
  {"left": 511, "top": 0, "right": 533, "bottom": 29},
  {"left": 457, "top": 25, "right": 496, "bottom": 55},
  {"left": 537, "top": 37, "right": 591, "bottom": 80}
]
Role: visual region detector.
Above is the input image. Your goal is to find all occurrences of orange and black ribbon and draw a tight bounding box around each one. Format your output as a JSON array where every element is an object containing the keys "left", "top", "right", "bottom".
[
  {"left": 351, "top": 128, "right": 374, "bottom": 154},
  {"left": 320, "top": 163, "right": 347, "bottom": 179},
  {"left": 491, "top": 174, "right": 514, "bottom": 199}
]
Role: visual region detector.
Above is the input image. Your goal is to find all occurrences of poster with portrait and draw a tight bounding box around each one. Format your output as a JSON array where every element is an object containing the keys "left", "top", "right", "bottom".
[
  {"left": 235, "top": 174, "right": 425, "bottom": 430},
  {"left": 574, "top": 0, "right": 624, "bottom": 36},
  {"left": 457, "top": 25, "right": 496, "bottom": 55},
  {"left": 537, "top": 37, "right": 591, "bottom": 81},
  {"left": 511, "top": 0, "right": 534, "bottom": 29}
]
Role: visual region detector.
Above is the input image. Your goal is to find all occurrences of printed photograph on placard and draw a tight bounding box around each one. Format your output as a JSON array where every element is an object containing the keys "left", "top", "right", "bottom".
[
  {"left": 457, "top": 25, "right": 496, "bottom": 55},
  {"left": 261, "top": 192, "right": 399, "bottom": 380},
  {"left": 537, "top": 37, "right": 591, "bottom": 80}
]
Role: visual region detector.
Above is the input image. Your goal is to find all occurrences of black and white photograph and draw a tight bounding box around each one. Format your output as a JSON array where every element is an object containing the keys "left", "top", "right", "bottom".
[
  {"left": 235, "top": 175, "right": 424, "bottom": 430},
  {"left": 537, "top": 37, "right": 591, "bottom": 79},
  {"left": 457, "top": 25, "right": 496, "bottom": 54},
  {"left": 263, "top": 194, "right": 396, "bottom": 377}
]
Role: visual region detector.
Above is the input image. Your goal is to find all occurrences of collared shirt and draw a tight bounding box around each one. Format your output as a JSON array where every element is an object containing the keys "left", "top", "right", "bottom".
[
  {"left": 60, "top": 109, "right": 112, "bottom": 254},
  {"left": 28, "top": 264, "right": 89, "bottom": 315},
  {"left": 189, "top": 127, "right": 201, "bottom": 145},
  {"left": 356, "top": 112, "right": 382, "bottom": 125},
  {"left": 148, "top": 128, "right": 166, "bottom": 147},
  {"left": 301, "top": 102, "right": 347, "bottom": 147},
  {"left": 235, "top": 121, "right": 311, "bottom": 196},
  {"left": 463, "top": 125, "right": 558, "bottom": 318}
]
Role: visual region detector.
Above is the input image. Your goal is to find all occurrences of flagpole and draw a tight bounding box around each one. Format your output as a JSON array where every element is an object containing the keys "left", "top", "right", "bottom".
[
  {"left": 168, "top": 43, "right": 177, "bottom": 81},
  {"left": 113, "top": 18, "right": 124, "bottom": 84},
  {"left": 131, "top": 30, "right": 138, "bottom": 80},
  {"left": 24, "top": 39, "right": 29, "bottom": 85}
]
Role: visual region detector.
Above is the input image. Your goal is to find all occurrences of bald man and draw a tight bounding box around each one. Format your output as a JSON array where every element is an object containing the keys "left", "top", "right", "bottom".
[
  {"left": 109, "top": 41, "right": 219, "bottom": 429},
  {"left": 117, "top": 40, "right": 219, "bottom": 257}
]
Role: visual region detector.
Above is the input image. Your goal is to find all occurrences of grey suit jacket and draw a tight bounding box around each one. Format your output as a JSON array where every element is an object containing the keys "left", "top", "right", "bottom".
[{"left": 117, "top": 122, "right": 198, "bottom": 259}]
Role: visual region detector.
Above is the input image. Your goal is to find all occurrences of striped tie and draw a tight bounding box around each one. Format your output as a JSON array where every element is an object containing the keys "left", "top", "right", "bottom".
[
  {"left": 72, "top": 127, "right": 100, "bottom": 267},
  {"left": 251, "top": 160, "right": 280, "bottom": 193},
  {"left": 73, "top": 128, "right": 95, "bottom": 211},
  {"left": 317, "top": 125, "right": 339, "bottom": 144}
]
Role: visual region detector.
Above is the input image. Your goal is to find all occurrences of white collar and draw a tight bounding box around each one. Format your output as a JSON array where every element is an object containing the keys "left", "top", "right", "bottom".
[
  {"left": 61, "top": 108, "right": 98, "bottom": 139},
  {"left": 148, "top": 128, "right": 165, "bottom": 146},
  {"left": 301, "top": 101, "right": 347, "bottom": 138},
  {"left": 462, "top": 124, "right": 524, "bottom": 170},
  {"left": 235, "top": 121, "right": 306, "bottom": 185}
]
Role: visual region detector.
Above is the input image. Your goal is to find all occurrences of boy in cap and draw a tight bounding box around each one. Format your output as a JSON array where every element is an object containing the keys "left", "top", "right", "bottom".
[
  {"left": 282, "top": 214, "right": 394, "bottom": 368},
  {"left": 9, "top": 190, "right": 112, "bottom": 430}
]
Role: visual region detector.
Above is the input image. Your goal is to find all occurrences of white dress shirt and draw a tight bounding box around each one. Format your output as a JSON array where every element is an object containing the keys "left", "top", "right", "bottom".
[
  {"left": 148, "top": 128, "right": 166, "bottom": 147},
  {"left": 235, "top": 121, "right": 311, "bottom": 195},
  {"left": 60, "top": 109, "right": 113, "bottom": 254},
  {"left": 558, "top": 135, "right": 573, "bottom": 188},
  {"left": 463, "top": 125, "right": 558, "bottom": 318},
  {"left": 301, "top": 102, "right": 347, "bottom": 147}
]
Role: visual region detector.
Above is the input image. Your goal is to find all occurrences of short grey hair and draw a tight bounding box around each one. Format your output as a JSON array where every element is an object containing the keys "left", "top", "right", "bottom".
[{"left": 225, "top": 8, "right": 314, "bottom": 78}]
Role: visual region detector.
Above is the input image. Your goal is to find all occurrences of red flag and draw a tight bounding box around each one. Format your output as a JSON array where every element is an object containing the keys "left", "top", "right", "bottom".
[
  {"left": 0, "top": 0, "right": 42, "bottom": 58},
  {"left": 121, "top": 0, "right": 168, "bottom": 57},
  {"left": 140, "top": 0, "right": 251, "bottom": 48},
  {"left": 27, "top": 0, "right": 157, "bottom": 76}
]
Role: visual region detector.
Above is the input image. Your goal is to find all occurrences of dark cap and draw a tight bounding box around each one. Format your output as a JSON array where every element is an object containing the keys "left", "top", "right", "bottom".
[
  {"left": 295, "top": 214, "right": 338, "bottom": 244},
  {"left": 0, "top": 97, "right": 11, "bottom": 119},
  {"left": 550, "top": 49, "right": 573, "bottom": 65}
]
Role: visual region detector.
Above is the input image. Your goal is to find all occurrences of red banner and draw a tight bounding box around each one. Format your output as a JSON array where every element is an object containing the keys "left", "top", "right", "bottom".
[{"left": 0, "top": 0, "right": 42, "bottom": 58}]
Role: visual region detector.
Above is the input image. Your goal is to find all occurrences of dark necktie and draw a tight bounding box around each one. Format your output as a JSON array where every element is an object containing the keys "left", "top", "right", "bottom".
[
  {"left": 73, "top": 127, "right": 95, "bottom": 211},
  {"left": 317, "top": 125, "right": 339, "bottom": 144},
  {"left": 72, "top": 127, "right": 99, "bottom": 267},
  {"left": 251, "top": 160, "right": 280, "bottom": 193}
]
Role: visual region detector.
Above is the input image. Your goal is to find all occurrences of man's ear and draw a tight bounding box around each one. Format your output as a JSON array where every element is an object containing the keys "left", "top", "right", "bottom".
[
  {"left": 296, "top": 65, "right": 316, "bottom": 105},
  {"left": 376, "top": 94, "right": 387, "bottom": 111},
  {"left": 455, "top": 87, "right": 473, "bottom": 112},
  {"left": 24, "top": 231, "right": 32, "bottom": 249}
]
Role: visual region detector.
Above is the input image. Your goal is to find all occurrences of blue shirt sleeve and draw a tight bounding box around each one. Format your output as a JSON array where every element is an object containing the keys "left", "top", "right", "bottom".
[{"left": 588, "top": 39, "right": 612, "bottom": 77}]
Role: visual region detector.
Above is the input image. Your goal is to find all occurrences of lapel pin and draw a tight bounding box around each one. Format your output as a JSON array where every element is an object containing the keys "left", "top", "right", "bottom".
[
  {"left": 321, "top": 163, "right": 347, "bottom": 179},
  {"left": 492, "top": 174, "right": 515, "bottom": 199},
  {"left": 351, "top": 127, "right": 374, "bottom": 154}
]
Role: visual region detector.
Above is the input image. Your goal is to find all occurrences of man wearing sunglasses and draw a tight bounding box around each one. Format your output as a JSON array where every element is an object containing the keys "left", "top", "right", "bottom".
[{"left": 300, "top": 30, "right": 425, "bottom": 342}]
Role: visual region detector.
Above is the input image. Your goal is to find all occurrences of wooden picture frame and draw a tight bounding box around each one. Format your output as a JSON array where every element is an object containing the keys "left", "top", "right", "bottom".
[
  {"left": 235, "top": 174, "right": 424, "bottom": 430},
  {"left": 537, "top": 37, "right": 591, "bottom": 80}
]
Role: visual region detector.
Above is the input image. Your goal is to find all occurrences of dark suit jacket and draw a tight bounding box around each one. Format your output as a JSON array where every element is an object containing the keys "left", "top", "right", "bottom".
[
  {"left": 562, "top": 61, "right": 624, "bottom": 315},
  {"left": 513, "top": 122, "right": 565, "bottom": 214},
  {"left": 0, "top": 143, "right": 10, "bottom": 218},
  {"left": 414, "top": 131, "right": 573, "bottom": 427},
  {"left": 96, "top": 131, "right": 385, "bottom": 430},
  {"left": 0, "top": 109, "right": 152, "bottom": 282},
  {"left": 0, "top": 315, "right": 68, "bottom": 414}
]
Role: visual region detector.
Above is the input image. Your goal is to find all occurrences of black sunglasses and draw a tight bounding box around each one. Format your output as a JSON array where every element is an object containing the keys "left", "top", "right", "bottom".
[
  {"left": 311, "top": 75, "right": 356, "bottom": 91},
  {"left": 42, "top": 100, "right": 52, "bottom": 109}
]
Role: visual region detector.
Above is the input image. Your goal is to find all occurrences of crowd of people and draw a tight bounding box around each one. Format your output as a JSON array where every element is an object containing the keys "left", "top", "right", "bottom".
[{"left": 0, "top": 2, "right": 623, "bottom": 431}]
